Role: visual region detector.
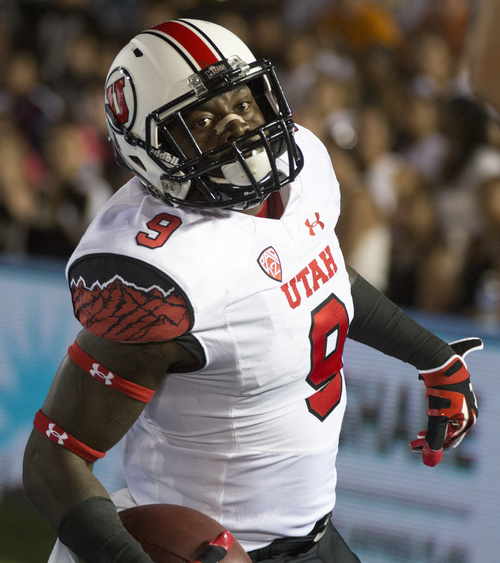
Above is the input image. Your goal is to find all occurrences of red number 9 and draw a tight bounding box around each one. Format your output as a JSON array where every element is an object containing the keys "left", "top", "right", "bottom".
[
  {"left": 306, "top": 294, "right": 349, "bottom": 421},
  {"left": 136, "top": 213, "right": 182, "bottom": 249}
]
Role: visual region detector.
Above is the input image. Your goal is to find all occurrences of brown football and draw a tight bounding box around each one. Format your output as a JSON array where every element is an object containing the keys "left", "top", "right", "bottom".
[{"left": 119, "top": 504, "right": 251, "bottom": 562}]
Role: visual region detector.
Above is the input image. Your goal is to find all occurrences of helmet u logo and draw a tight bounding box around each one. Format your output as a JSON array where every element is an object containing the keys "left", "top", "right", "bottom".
[{"left": 106, "top": 77, "right": 129, "bottom": 125}]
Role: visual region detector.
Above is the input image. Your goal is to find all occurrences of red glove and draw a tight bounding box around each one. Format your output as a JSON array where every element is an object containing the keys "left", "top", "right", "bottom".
[
  {"left": 191, "top": 531, "right": 234, "bottom": 563},
  {"left": 410, "top": 337, "right": 483, "bottom": 467}
]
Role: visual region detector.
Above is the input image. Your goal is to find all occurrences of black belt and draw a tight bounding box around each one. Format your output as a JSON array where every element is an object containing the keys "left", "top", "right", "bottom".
[{"left": 247, "top": 512, "right": 332, "bottom": 562}]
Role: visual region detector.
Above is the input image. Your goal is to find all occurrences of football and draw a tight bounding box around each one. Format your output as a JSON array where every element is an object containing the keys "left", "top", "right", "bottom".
[{"left": 119, "top": 504, "right": 252, "bottom": 562}]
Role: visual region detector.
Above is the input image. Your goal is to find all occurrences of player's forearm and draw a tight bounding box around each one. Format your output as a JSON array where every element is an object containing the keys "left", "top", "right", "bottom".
[
  {"left": 23, "top": 433, "right": 152, "bottom": 562},
  {"left": 23, "top": 429, "right": 109, "bottom": 531},
  {"left": 347, "top": 274, "right": 453, "bottom": 370},
  {"left": 58, "top": 497, "right": 153, "bottom": 562}
]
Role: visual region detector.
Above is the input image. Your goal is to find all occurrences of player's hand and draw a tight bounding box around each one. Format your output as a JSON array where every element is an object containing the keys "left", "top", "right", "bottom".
[
  {"left": 191, "top": 531, "right": 235, "bottom": 563},
  {"left": 410, "top": 337, "right": 483, "bottom": 467}
]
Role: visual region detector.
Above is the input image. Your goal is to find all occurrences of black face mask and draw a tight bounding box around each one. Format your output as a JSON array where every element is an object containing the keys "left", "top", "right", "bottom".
[{"left": 144, "top": 59, "right": 304, "bottom": 209}]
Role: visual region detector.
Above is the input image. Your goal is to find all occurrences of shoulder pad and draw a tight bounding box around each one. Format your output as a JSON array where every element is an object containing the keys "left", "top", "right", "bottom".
[{"left": 68, "top": 253, "right": 193, "bottom": 342}]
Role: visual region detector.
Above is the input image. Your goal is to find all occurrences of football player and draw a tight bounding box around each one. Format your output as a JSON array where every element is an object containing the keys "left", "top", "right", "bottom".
[{"left": 23, "top": 19, "right": 481, "bottom": 563}]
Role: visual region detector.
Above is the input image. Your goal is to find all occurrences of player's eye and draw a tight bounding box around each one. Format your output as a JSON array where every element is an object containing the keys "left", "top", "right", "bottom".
[
  {"left": 189, "top": 115, "right": 213, "bottom": 131},
  {"left": 235, "top": 100, "right": 251, "bottom": 113}
]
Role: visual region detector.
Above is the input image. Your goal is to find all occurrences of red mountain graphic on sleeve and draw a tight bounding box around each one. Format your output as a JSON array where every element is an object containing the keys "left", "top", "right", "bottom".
[{"left": 70, "top": 275, "right": 191, "bottom": 342}]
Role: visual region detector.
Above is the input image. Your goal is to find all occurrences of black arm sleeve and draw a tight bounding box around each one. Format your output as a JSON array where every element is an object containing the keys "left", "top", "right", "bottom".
[
  {"left": 347, "top": 274, "right": 454, "bottom": 370},
  {"left": 58, "top": 497, "right": 152, "bottom": 563}
]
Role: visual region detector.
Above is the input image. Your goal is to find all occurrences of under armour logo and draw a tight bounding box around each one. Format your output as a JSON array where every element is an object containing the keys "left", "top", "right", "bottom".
[
  {"left": 46, "top": 424, "right": 68, "bottom": 445},
  {"left": 305, "top": 213, "right": 325, "bottom": 236},
  {"left": 90, "top": 363, "right": 115, "bottom": 385}
]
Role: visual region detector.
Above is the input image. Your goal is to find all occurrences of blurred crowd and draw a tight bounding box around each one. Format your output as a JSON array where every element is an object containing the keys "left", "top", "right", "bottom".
[{"left": 1, "top": 0, "right": 500, "bottom": 320}]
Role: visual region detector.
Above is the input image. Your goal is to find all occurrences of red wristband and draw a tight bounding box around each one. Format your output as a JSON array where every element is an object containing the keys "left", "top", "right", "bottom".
[
  {"left": 68, "top": 341, "right": 155, "bottom": 403},
  {"left": 33, "top": 409, "right": 105, "bottom": 463}
]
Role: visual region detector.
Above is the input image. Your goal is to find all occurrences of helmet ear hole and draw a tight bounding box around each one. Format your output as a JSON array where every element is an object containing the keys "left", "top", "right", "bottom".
[{"left": 129, "top": 155, "right": 147, "bottom": 171}]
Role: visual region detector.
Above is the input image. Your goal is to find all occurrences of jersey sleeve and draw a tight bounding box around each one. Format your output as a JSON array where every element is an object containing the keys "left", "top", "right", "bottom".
[{"left": 67, "top": 253, "right": 194, "bottom": 343}]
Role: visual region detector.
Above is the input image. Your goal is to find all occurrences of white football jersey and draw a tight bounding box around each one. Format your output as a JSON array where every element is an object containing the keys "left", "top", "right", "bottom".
[{"left": 66, "top": 126, "right": 354, "bottom": 551}]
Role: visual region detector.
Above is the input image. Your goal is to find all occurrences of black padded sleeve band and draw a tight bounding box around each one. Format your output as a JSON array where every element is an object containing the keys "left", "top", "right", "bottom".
[
  {"left": 58, "top": 496, "right": 152, "bottom": 563},
  {"left": 347, "top": 275, "right": 454, "bottom": 370}
]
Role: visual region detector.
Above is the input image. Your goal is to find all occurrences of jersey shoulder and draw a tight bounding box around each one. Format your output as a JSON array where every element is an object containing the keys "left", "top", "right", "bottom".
[
  {"left": 67, "top": 252, "right": 193, "bottom": 343},
  {"left": 293, "top": 125, "right": 341, "bottom": 210},
  {"left": 294, "top": 125, "right": 332, "bottom": 161}
]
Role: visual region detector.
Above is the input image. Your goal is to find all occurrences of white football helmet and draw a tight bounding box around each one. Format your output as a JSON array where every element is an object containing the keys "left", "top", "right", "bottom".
[{"left": 104, "top": 19, "right": 304, "bottom": 209}]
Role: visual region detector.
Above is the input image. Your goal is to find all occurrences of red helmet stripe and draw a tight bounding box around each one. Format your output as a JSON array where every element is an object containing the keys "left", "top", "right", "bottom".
[{"left": 151, "top": 21, "right": 220, "bottom": 69}]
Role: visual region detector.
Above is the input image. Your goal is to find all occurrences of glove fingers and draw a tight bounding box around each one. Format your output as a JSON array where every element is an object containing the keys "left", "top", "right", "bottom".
[
  {"left": 445, "top": 432, "right": 466, "bottom": 450},
  {"left": 425, "top": 415, "right": 448, "bottom": 451},
  {"left": 409, "top": 436, "right": 425, "bottom": 451},
  {"left": 409, "top": 429, "right": 427, "bottom": 451},
  {"left": 421, "top": 416, "right": 447, "bottom": 466},
  {"left": 422, "top": 442, "right": 443, "bottom": 466},
  {"left": 409, "top": 417, "right": 447, "bottom": 465},
  {"left": 410, "top": 421, "right": 469, "bottom": 452}
]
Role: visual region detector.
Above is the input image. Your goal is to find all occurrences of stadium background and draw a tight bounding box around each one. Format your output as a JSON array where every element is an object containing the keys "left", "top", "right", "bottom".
[{"left": 1, "top": 1, "right": 499, "bottom": 562}]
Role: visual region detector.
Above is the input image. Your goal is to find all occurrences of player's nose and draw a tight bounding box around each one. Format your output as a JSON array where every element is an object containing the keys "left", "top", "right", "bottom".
[{"left": 215, "top": 113, "right": 249, "bottom": 141}]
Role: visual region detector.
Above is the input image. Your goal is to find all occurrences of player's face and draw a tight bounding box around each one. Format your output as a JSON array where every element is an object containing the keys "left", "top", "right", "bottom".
[{"left": 183, "top": 85, "right": 266, "bottom": 154}]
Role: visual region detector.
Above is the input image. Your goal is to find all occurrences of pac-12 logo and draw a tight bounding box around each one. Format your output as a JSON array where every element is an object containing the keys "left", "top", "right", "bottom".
[
  {"left": 258, "top": 246, "right": 282, "bottom": 281},
  {"left": 105, "top": 67, "right": 137, "bottom": 132}
]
